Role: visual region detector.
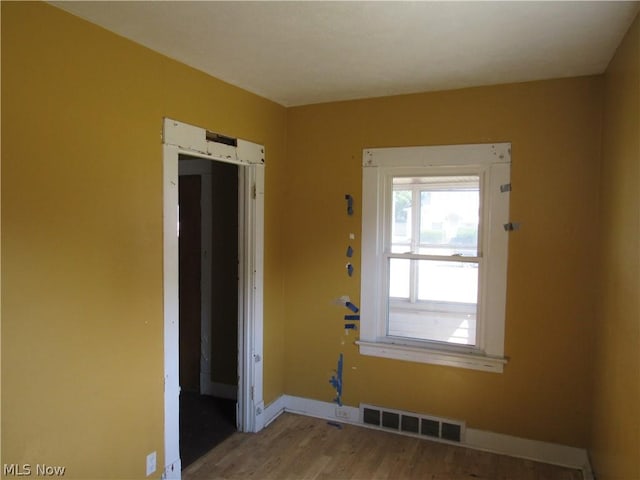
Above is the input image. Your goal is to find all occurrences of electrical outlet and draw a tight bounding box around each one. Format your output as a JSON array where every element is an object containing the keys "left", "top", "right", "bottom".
[
  {"left": 146, "top": 451, "right": 156, "bottom": 477},
  {"left": 335, "top": 407, "right": 350, "bottom": 420}
]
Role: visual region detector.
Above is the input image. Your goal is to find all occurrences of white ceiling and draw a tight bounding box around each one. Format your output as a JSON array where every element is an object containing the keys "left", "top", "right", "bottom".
[{"left": 52, "top": 1, "right": 639, "bottom": 107}]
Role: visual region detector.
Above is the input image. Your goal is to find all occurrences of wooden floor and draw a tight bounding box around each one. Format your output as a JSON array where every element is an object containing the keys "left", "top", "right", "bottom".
[{"left": 183, "top": 413, "right": 583, "bottom": 480}]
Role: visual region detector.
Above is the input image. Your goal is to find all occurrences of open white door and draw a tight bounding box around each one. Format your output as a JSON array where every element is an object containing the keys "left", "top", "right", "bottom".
[{"left": 162, "top": 118, "right": 265, "bottom": 478}]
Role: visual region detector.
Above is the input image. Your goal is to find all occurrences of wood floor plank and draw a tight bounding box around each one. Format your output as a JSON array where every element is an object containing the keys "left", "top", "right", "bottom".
[{"left": 182, "top": 413, "right": 583, "bottom": 480}]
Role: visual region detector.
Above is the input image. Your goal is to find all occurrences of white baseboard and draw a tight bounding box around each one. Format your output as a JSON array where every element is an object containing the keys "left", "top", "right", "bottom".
[
  {"left": 284, "top": 395, "right": 360, "bottom": 423},
  {"left": 465, "top": 428, "right": 593, "bottom": 480},
  {"left": 262, "top": 395, "right": 286, "bottom": 428},
  {"left": 264, "top": 394, "right": 592, "bottom": 480}
]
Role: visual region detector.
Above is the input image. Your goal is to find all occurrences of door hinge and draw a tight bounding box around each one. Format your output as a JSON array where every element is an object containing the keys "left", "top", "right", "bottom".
[
  {"left": 250, "top": 386, "right": 255, "bottom": 400},
  {"left": 252, "top": 184, "right": 257, "bottom": 199}
]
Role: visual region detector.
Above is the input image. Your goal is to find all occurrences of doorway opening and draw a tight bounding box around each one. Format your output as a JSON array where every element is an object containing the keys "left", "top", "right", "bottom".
[
  {"left": 163, "top": 118, "right": 265, "bottom": 479},
  {"left": 178, "top": 157, "right": 239, "bottom": 468}
]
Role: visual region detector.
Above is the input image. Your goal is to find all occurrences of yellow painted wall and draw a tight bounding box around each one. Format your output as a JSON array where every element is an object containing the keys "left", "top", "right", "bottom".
[
  {"left": 285, "top": 76, "right": 603, "bottom": 447},
  {"left": 1, "top": 2, "right": 286, "bottom": 478},
  {"left": 590, "top": 13, "right": 640, "bottom": 479},
  {"left": 3, "top": 0, "right": 636, "bottom": 475}
]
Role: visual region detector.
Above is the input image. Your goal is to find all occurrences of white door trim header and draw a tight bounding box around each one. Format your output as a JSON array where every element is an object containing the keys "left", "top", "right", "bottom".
[{"left": 163, "top": 118, "right": 265, "bottom": 166}]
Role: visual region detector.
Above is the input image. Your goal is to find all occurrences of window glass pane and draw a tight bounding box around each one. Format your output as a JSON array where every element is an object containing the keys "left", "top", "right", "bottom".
[
  {"left": 417, "top": 260, "right": 478, "bottom": 303},
  {"left": 419, "top": 177, "right": 479, "bottom": 256},
  {"left": 388, "top": 307, "right": 477, "bottom": 346},
  {"left": 392, "top": 189, "right": 411, "bottom": 248},
  {"left": 388, "top": 259, "right": 477, "bottom": 346},
  {"left": 388, "top": 258, "right": 410, "bottom": 299}
]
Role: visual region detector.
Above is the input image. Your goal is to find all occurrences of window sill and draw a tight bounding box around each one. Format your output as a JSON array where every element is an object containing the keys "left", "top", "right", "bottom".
[{"left": 356, "top": 340, "right": 507, "bottom": 373}]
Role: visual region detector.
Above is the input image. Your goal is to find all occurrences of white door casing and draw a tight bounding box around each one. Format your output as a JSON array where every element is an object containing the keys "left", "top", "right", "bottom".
[{"left": 162, "top": 118, "right": 265, "bottom": 479}]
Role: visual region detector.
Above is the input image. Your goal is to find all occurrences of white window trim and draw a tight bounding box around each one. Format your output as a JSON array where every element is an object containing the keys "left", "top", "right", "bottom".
[{"left": 358, "top": 143, "right": 510, "bottom": 373}]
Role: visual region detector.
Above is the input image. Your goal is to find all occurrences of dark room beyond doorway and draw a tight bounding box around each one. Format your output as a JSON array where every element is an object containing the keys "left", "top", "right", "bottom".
[{"left": 178, "top": 156, "right": 240, "bottom": 468}]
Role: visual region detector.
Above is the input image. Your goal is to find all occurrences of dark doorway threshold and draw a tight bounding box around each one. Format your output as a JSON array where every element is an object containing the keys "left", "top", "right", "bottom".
[{"left": 180, "top": 391, "right": 236, "bottom": 469}]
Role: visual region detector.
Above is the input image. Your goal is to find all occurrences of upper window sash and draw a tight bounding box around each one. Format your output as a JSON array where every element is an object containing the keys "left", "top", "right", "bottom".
[
  {"left": 382, "top": 166, "right": 487, "bottom": 259},
  {"left": 391, "top": 181, "right": 480, "bottom": 257}
]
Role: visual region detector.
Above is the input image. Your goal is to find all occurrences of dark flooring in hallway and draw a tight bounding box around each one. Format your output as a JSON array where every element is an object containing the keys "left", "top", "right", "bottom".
[{"left": 180, "top": 391, "right": 236, "bottom": 469}]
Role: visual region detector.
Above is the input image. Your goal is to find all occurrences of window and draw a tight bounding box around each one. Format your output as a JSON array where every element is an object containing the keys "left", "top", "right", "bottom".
[{"left": 359, "top": 143, "right": 511, "bottom": 372}]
